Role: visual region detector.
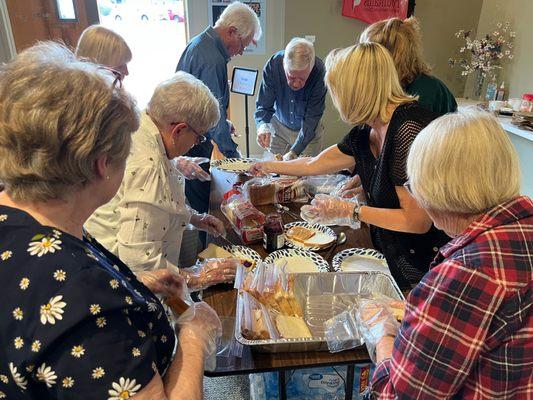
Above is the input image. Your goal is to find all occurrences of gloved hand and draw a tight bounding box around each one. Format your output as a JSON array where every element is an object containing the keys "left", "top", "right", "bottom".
[
  {"left": 139, "top": 268, "right": 186, "bottom": 299},
  {"left": 228, "top": 120, "right": 239, "bottom": 138},
  {"left": 257, "top": 123, "right": 274, "bottom": 149},
  {"left": 248, "top": 161, "right": 273, "bottom": 176},
  {"left": 182, "top": 258, "right": 239, "bottom": 291},
  {"left": 176, "top": 301, "right": 222, "bottom": 363},
  {"left": 355, "top": 298, "right": 400, "bottom": 363},
  {"left": 300, "top": 194, "right": 359, "bottom": 228},
  {"left": 282, "top": 150, "right": 297, "bottom": 161},
  {"left": 190, "top": 212, "right": 226, "bottom": 237},
  {"left": 174, "top": 156, "right": 211, "bottom": 181}
]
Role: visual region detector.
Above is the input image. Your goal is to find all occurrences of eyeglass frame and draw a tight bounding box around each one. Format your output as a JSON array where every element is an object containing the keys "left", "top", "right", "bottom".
[
  {"left": 403, "top": 180, "right": 412, "bottom": 194},
  {"left": 171, "top": 122, "right": 207, "bottom": 145},
  {"left": 97, "top": 65, "right": 123, "bottom": 89}
]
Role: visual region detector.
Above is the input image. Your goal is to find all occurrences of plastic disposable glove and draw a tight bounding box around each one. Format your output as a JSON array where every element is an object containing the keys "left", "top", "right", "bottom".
[
  {"left": 300, "top": 194, "right": 359, "bottom": 228},
  {"left": 190, "top": 212, "right": 226, "bottom": 237},
  {"left": 228, "top": 120, "right": 239, "bottom": 138},
  {"left": 174, "top": 156, "right": 211, "bottom": 181},
  {"left": 282, "top": 150, "right": 297, "bottom": 161},
  {"left": 257, "top": 123, "right": 274, "bottom": 149},
  {"left": 139, "top": 268, "right": 186, "bottom": 299},
  {"left": 355, "top": 299, "right": 400, "bottom": 363},
  {"left": 182, "top": 258, "right": 240, "bottom": 291},
  {"left": 176, "top": 301, "right": 222, "bottom": 370},
  {"left": 248, "top": 161, "right": 272, "bottom": 176}
]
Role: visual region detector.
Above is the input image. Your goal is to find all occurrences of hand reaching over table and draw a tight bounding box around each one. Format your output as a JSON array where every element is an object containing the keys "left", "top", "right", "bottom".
[
  {"left": 174, "top": 156, "right": 211, "bottom": 181},
  {"left": 248, "top": 161, "right": 273, "bottom": 176},
  {"left": 182, "top": 258, "right": 240, "bottom": 291},
  {"left": 190, "top": 212, "right": 226, "bottom": 237},
  {"left": 300, "top": 194, "right": 360, "bottom": 228},
  {"left": 139, "top": 268, "right": 186, "bottom": 299}
]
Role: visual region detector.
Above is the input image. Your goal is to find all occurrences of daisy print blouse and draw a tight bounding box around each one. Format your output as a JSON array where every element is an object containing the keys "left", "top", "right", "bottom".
[{"left": 0, "top": 205, "right": 176, "bottom": 399}]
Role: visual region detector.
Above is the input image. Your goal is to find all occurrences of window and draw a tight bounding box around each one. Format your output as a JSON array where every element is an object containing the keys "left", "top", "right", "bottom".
[{"left": 56, "top": 0, "right": 77, "bottom": 21}]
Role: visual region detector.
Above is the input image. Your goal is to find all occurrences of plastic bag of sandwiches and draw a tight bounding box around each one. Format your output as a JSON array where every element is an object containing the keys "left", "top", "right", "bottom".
[
  {"left": 221, "top": 192, "right": 265, "bottom": 244},
  {"left": 238, "top": 262, "right": 313, "bottom": 340},
  {"left": 243, "top": 176, "right": 308, "bottom": 206}
]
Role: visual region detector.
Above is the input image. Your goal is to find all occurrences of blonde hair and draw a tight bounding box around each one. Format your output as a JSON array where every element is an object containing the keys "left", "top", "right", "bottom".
[
  {"left": 0, "top": 41, "right": 139, "bottom": 202},
  {"left": 284, "top": 37, "right": 315, "bottom": 71},
  {"left": 360, "top": 17, "right": 431, "bottom": 86},
  {"left": 407, "top": 109, "right": 520, "bottom": 214},
  {"left": 147, "top": 71, "right": 220, "bottom": 133},
  {"left": 214, "top": 1, "right": 262, "bottom": 42},
  {"left": 325, "top": 42, "right": 416, "bottom": 125},
  {"left": 75, "top": 25, "right": 132, "bottom": 69}
]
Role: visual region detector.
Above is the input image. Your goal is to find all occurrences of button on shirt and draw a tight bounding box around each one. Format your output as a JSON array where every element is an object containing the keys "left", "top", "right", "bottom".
[
  {"left": 176, "top": 27, "right": 238, "bottom": 158},
  {"left": 85, "top": 113, "right": 191, "bottom": 274},
  {"left": 255, "top": 51, "right": 327, "bottom": 155}
]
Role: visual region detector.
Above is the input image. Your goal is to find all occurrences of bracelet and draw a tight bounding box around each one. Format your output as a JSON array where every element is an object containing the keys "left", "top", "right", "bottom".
[{"left": 352, "top": 203, "right": 361, "bottom": 224}]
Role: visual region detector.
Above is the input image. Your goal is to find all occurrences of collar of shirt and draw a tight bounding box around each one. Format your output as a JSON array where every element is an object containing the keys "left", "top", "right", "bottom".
[
  {"left": 436, "top": 195, "right": 532, "bottom": 261},
  {"left": 205, "top": 26, "right": 230, "bottom": 63}
]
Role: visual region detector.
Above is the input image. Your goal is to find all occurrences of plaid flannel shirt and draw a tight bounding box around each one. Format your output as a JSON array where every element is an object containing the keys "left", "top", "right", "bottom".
[{"left": 372, "top": 196, "right": 533, "bottom": 399}]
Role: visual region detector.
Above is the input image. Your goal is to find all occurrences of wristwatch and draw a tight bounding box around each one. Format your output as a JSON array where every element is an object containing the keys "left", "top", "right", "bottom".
[{"left": 352, "top": 202, "right": 361, "bottom": 224}]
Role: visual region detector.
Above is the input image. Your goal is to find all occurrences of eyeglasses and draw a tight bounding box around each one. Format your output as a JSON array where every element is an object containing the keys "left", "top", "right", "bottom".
[
  {"left": 171, "top": 122, "right": 207, "bottom": 145},
  {"left": 97, "top": 65, "right": 123, "bottom": 89},
  {"left": 189, "top": 124, "right": 207, "bottom": 144},
  {"left": 403, "top": 180, "right": 412, "bottom": 194}
]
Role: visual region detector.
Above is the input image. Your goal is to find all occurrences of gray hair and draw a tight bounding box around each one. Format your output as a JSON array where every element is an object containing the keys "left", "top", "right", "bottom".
[
  {"left": 75, "top": 25, "right": 132, "bottom": 69},
  {"left": 0, "top": 41, "right": 139, "bottom": 202},
  {"left": 214, "top": 1, "right": 262, "bottom": 42},
  {"left": 147, "top": 71, "right": 220, "bottom": 133},
  {"left": 284, "top": 37, "right": 315, "bottom": 71},
  {"left": 407, "top": 109, "right": 520, "bottom": 214}
]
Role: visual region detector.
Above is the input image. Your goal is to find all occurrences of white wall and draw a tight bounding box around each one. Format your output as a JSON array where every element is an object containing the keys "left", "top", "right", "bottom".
[{"left": 185, "top": 0, "right": 285, "bottom": 157}]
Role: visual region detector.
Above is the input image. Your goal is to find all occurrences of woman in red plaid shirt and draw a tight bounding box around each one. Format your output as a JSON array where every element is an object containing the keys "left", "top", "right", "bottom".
[{"left": 358, "top": 109, "right": 532, "bottom": 399}]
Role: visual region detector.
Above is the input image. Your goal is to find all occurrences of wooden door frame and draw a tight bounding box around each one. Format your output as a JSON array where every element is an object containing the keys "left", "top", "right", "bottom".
[{"left": 0, "top": 0, "right": 17, "bottom": 61}]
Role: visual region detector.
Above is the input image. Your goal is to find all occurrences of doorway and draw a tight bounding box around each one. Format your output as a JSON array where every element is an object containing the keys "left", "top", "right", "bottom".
[{"left": 96, "top": 0, "right": 188, "bottom": 108}]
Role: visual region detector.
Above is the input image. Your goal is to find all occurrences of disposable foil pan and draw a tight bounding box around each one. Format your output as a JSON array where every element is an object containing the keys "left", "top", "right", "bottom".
[{"left": 234, "top": 271, "right": 404, "bottom": 353}]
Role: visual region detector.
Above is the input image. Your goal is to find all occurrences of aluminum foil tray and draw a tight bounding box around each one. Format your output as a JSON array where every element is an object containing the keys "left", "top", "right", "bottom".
[{"left": 235, "top": 271, "right": 404, "bottom": 353}]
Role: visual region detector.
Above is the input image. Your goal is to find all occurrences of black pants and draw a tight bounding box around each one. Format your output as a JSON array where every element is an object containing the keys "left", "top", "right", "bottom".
[{"left": 184, "top": 141, "right": 213, "bottom": 246}]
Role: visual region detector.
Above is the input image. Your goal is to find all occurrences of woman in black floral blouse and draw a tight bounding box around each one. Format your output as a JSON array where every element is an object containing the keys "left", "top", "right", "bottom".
[{"left": 0, "top": 42, "right": 221, "bottom": 400}]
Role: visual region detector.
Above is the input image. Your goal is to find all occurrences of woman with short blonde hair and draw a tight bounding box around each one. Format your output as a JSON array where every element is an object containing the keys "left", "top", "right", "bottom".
[
  {"left": 360, "top": 17, "right": 457, "bottom": 115},
  {"left": 76, "top": 25, "right": 132, "bottom": 79},
  {"left": 0, "top": 42, "right": 223, "bottom": 400},
  {"left": 362, "top": 109, "right": 531, "bottom": 398},
  {"left": 250, "top": 42, "right": 450, "bottom": 290}
]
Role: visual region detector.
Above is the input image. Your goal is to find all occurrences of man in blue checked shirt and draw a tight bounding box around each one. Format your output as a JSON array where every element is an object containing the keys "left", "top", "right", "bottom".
[
  {"left": 255, "top": 38, "right": 327, "bottom": 160},
  {"left": 176, "top": 2, "right": 261, "bottom": 215}
]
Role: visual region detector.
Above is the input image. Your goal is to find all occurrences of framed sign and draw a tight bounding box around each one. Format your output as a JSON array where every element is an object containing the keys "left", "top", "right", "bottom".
[
  {"left": 230, "top": 67, "right": 259, "bottom": 96},
  {"left": 208, "top": 0, "right": 266, "bottom": 55}
]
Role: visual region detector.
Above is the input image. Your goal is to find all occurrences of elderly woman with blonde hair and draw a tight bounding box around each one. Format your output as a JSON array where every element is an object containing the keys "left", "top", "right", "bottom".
[
  {"left": 250, "top": 42, "right": 450, "bottom": 290},
  {"left": 357, "top": 109, "right": 532, "bottom": 398},
  {"left": 75, "top": 24, "right": 132, "bottom": 80},
  {"left": 85, "top": 72, "right": 239, "bottom": 291},
  {"left": 0, "top": 42, "right": 222, "bottom": 399}
]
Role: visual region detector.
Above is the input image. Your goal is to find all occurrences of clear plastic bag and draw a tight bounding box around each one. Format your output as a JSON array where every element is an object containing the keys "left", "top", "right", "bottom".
[
  {"left": 303, "top": 174, "right": 350, "bottom": 197},
  {"left": 243, "top": 176, "right": 307, "bottom": 206},
  {"left": 324, "top": 302, "right": 364, "bottom": 353}
]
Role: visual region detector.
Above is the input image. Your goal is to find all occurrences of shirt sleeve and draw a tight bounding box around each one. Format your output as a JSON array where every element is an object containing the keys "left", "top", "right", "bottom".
[
  {"left": 291, "top": 69, "right": 327, "bottom": 155},
  {"left": 116, "top": 164, "right": 191, "bottom": 274},
  {"left": 371, "top": 259, "right": 506, "bottom": 399},
  {"left": 198, "top": 64, "right": 238, "bottom": 158},
  {"left": 29, "top": 266, "right": 163, "bottom": 400},
  {"left": 337, "top": 130, "right": 356, "bottom": 157},
  {"left": 389, "top": 119, "right": 425, "bottom": 186},
  {"left": 254, "top": 58, "right": 277, "bottom": 127}
]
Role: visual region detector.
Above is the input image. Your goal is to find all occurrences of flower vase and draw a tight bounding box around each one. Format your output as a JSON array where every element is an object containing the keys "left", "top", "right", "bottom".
[{"left": 472, "top": 70, "right": 485, "bottom": 100}]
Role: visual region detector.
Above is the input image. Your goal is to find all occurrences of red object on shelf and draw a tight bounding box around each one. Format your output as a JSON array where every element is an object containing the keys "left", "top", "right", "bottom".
[{"left": 342, "top": 0, "right": 409, "bottom": 24}]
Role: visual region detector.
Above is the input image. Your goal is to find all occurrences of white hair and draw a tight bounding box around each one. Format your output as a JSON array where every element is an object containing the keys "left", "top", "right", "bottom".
[
  {"left": 284, "top": 37, "right": 316, "bottom": 71},
  {"left": 214, "top": 1, "right": 262, "bottom": 42},
  {"left": 407, "top": 108, "right": 521, "bottom": 214},
  {"left": 147, "top": 71, "right": 220, "bottom": 134}
]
